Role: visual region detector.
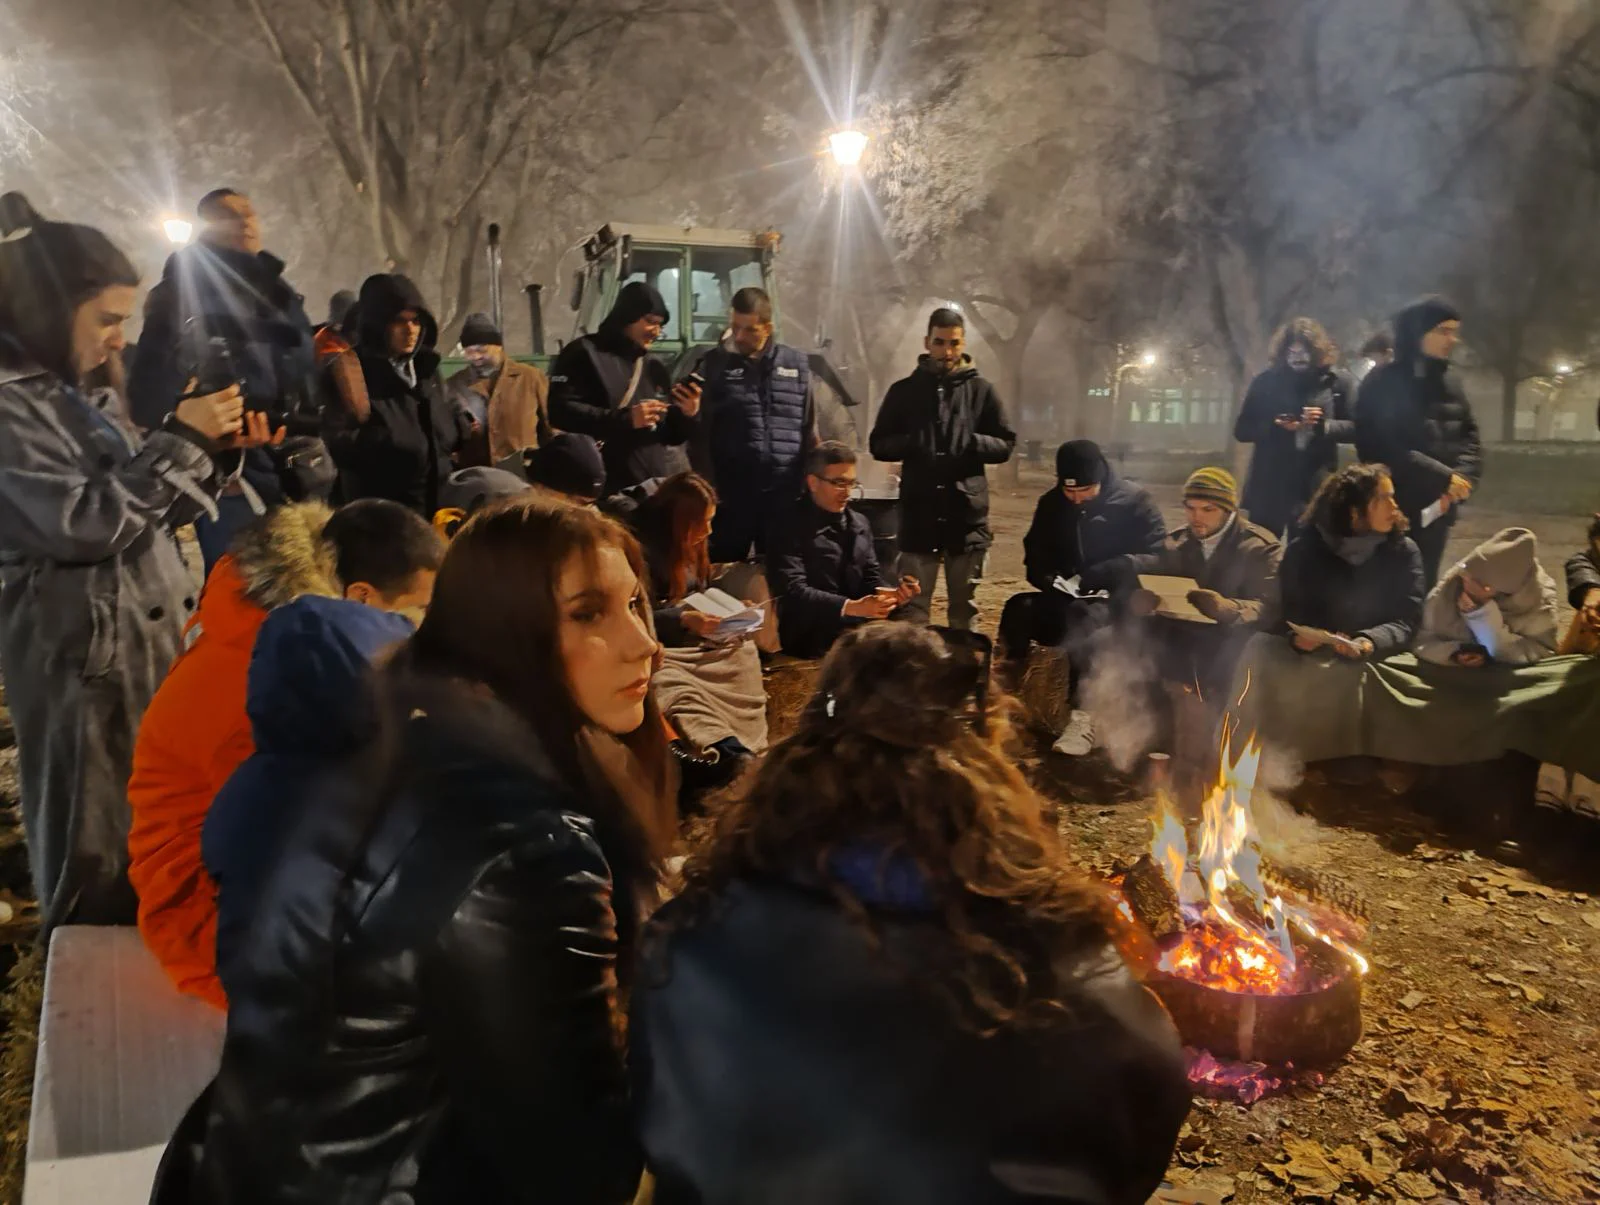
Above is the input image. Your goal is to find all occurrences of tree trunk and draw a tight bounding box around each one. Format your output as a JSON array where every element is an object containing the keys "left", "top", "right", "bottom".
[{"left": 1499, "top": 370, "right": 1520, "bottom": 444}]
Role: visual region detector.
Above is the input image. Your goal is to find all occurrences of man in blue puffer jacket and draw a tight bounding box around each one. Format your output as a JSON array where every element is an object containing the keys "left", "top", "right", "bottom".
[
  {"left": 697, "top": 287, "right": 818, "bottom": 563},
  {"left": 202, "top": 595, "right": 414, "bottom": 997}
]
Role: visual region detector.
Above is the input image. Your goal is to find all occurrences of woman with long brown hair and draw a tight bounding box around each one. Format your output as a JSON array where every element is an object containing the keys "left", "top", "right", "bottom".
[
  {"left": 1233, "top": 316, "right": 1356, "bottom": 539},
  {"left": 158, "top": 494, "right": 674, "bottom": 1205},
  {"left": 627, "top": 472, "right": 768, "bottom": 793},
  {"left": 632, "top": 623, "right": 1189, "bottom": 1204}
]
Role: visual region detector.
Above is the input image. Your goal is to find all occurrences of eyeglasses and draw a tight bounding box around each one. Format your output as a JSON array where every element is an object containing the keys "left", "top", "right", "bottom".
[{"left": 820, "top": 475, "right": 858, "bottom": 490}]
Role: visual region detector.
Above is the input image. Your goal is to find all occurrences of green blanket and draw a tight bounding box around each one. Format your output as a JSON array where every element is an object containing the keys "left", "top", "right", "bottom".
[{"left": 1227, "top": 636, "right": 1600, "bottom": 780}]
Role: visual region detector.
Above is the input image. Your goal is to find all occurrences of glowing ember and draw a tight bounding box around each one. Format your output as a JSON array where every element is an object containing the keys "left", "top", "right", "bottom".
[{"left": 1147, "top": 727, "right": 1369, "bottom": 998}]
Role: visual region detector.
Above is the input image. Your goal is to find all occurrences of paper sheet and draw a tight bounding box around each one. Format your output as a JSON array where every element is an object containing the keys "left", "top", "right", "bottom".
[
  {"left": 1052, "top": 575, "right": 1108, "bottom": 600},
  {"left": 1138, "top": 575, "right": 1216, "bottom": 624},
  {"left": 1287, "top": 622, "right": 1364, "bottom": 656},
  {"left": 1421, "top": 500, "right": 1445, "bottom": 528},
  {"left": 684, "top": 589, "right": 765, "bottom": 639}
]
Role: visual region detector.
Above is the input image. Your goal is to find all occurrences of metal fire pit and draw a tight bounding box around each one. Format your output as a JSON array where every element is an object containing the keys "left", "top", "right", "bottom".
[{"left": 1146, "top": 938, "right": 1363, "bottom": 1067}]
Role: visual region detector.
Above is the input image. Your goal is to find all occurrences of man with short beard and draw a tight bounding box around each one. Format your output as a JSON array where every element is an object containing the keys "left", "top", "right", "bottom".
[
  {"left": 446, "top": 311, "right": 551, "bottom": 468},
  {"left": 869, "top": 307, "right": 1014, "bottom": 630}
]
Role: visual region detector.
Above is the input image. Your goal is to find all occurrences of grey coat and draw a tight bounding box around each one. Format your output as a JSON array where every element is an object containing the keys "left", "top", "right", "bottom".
[
  {"left": 1417, "top": 527, "right": 1559, "bottom": 667},
  {"left": 0, "top": 356, "right": 224, "bottom": 932}
]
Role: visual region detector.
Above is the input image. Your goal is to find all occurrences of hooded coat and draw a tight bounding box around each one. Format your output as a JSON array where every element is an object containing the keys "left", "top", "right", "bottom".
[
  {"left": 1355, "top": 298, "right": 1482, "bottom": 524},
  {"left": 1234, "top": 363, "right": 1356, "bottom": 536},
  {"left": 0, "top": 343, "right": 229, "bottom": 933},
  {"left": 1274, "top": 525, "right": 1426, "bottom": 657},
  {"left": 322, "top": 274, "right": 470, "bottom": 516},
  {"left": 870, "top": 355, "right": 1016, "bottom": 555},
  {"left": 160, "top": 678, "right": 648, "bottom": 1205},
  {"left": 548, "top": 282, "right": 695, "bottom": 492},
  {"left": 1416, "top": 527, "right": 1559, "bottom": 667},
  {"left": 203, "top": 596, "right": 414, "bottom": 994},
  {"left": 632, "top": 858, "right": 1190, "bottom": 1205},
  {"left": 127, "top": 504, "right": 342, "bottom": 1009}
]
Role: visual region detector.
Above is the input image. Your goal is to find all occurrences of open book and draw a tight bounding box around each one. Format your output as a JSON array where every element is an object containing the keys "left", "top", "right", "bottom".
[
  {"left": 1287, "top": 623, "right": 1365, "bottom": 657},
  {"left": 1137, "top": 575, "right": 1216, "bottom": 624},
  {"left": 1052, "top": 575, "right": 1108, "bottom": 600},
  {"left": 683, "top": 588, "right": 765, "bottom": 641}
]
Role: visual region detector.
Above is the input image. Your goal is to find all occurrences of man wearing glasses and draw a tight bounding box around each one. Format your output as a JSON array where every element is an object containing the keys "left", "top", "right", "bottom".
[
  {"left": 870, "top": 307, "right": 1015, "bottom": 630},
  {"left": 766, "top": 442, "right": 919, "bottom": 659}
]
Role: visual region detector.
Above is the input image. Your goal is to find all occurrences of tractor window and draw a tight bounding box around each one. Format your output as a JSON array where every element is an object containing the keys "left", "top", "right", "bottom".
[
  {"left": 689, "top": 246, "right": 767, "bottom": 343},
  {"left": 621, "top": 247, "right": 683, "bottom": 341}
]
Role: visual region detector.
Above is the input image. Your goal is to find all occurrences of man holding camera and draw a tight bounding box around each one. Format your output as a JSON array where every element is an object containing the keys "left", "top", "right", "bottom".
[{"left": 129, "top": 189, "right": 317, "bottom": 569}]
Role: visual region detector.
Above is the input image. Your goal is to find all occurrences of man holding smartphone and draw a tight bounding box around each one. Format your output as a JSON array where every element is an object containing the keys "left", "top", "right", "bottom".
[
  {"left": 695, "top": 287, "right": 818, "bottom": 563},
  {"left": 548, "top": 281, "right": 701, "bottom": 492}
]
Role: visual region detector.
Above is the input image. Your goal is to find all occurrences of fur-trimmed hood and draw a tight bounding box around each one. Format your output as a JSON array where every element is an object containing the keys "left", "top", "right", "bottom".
[{"left": 230, "top": 502, "right": 342, "bottom": 610}]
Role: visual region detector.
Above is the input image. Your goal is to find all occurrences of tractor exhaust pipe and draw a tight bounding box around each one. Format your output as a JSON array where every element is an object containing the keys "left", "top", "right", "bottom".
[
  {"left": 525, "top": 283, "right": 545, "bottom": 356},
  {"left": 486, "top": 223, "right": 504, "bottom": 333}
]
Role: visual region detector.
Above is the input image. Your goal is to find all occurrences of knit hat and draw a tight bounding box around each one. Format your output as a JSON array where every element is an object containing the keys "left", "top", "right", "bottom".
[
  {"left": 459, "top": 312, "right": 503, "bottom": 348},
  {"left": 439, "top": 467, "right": 530, "bottom": 515},
  {"left": 1183, "top": 467, "right": 1238, "bottom": 511},
  {"left": 1055, "top": 440, "right": 1107, "bottom": 488},
  {"left": 527, "top": 433, "right": 607, "bottom": 501}
]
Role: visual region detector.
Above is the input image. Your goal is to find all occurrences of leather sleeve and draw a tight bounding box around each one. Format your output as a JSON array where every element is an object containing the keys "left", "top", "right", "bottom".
[{"left": 419, "top": 818, "right": 641, "bottom": 1205}]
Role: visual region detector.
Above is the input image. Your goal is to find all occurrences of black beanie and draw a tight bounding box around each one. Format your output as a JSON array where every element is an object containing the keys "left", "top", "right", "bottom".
[
  {"left": 602, "top": 281, "right": 671, "bottom": 332},
  {"left": 528, "top": 433, "right": 607, "bottom": 501},
  {"left": 1055, "top": 439, "right": 1107, "bottom": 488},
  {"left": 459, "top": 312, "right": 503, "bottom": 348}
]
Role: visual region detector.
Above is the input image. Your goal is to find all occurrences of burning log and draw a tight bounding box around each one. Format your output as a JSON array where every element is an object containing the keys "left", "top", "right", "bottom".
[
  {"left": 1261, "top": 861, "right": 1371, "bottom": 928},
  {"left": 1122, "top": 854, "right": 1183, "bottom": 940}
]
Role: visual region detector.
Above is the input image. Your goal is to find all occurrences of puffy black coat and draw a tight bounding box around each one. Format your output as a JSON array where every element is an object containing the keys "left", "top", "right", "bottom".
[
  {"left": 1355, "top": 300, "right": 1482, "bottom": 524},
  {"left": 1234, "top": 364, "right": 1356, "bottom": 536},
  {"left": 765, "top": 495, "right": 883, "bottom": 659},
  {"left": 322, "top": 274, "right": 468, "bottom": 516},
  {"left": 632, "top": 867, "right": 1190, "bottom": 1205},
  {"left": 549, "top": 283, "right": 695, "bottom": 493},
  {"left": 699, "top": 341, "right": 814, "bottom": 497},
  {"left": 1024, "top": 468, "right": 1168, "bottom": 593},
  {"left": 162, "top": 683, "right": 646, "bottom": 1205},
  {"left": 870, "top": 356, "right": 1016, "bottom": 555},
  {"left": 1274, "top": 526, "right": 1426, "bottom": 656}
]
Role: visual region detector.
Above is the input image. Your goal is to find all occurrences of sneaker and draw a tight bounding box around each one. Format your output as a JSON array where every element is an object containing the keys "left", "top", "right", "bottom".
[{"left": 1052, "top": 710, "right": 1094, "bottom": 757}]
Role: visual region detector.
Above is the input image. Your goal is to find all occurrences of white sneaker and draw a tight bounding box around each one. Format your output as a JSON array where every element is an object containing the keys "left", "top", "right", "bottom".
[{"left": 1053, "top": 710, "right": 1094, "bottom": 757}]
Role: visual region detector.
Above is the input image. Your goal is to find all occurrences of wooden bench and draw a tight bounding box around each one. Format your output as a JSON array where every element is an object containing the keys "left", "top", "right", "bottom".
[{"left": 23, "top": 926, "right": 224, "bottom": 1205}]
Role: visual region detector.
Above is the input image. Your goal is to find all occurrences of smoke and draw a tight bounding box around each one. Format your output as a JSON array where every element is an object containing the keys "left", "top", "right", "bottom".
[{"left": 1077, "top": 628, "right": 1160, "bottom": 774}]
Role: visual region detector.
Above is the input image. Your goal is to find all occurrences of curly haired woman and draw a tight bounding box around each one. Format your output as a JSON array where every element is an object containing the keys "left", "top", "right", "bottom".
[
  {"left": 1234, "top": 316, "right": 1357, "bottom": 540},
  {"left": 631, "top": 623, "right": 1190, "bottom": 1205}
]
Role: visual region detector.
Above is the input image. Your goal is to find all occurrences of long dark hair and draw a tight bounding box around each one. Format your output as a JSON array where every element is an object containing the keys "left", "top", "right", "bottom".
[
  {"left": 1268, "top": 317, "right": 1338, "bottom": 372},
  {"left": 0, "top": 193, "right": 139, "bottom": 384},
  {"left": 673, "top": 624, "right": 1115, "bottom": 1033},
  {"left": 1303, "top": 462, "right": 1408, "bottom": 540},
  {"left": 638, "top": 473, "right": 715, "bottom": 602}
]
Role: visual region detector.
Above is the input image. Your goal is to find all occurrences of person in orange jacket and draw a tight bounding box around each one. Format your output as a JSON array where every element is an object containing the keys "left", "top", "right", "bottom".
[{"left": 127, "top": 498, "right": 445, "bottom": 1008}]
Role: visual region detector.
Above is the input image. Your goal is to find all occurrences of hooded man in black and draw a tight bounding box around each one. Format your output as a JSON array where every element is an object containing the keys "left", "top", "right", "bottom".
[
  {"left": 547, "top": 281, "right": 701, "bottom": 493},
  {"left": 868, "top": 308, "right": 1015, "bottom": 630},
  {"left": 1355, "top": 295, "right": 1482, "bottom": 588},
  {"left": 320, "top": 273, "right": 470, "bottom": 517}
]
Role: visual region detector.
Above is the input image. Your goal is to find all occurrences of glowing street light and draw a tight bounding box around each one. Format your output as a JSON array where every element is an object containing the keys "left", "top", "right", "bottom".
[
  {"left": 828, "top": 129, "right": 869, "bottom": 169},
  {"left": 162, "top": 217, "right": 194, "bottom": 246},
  {"left": 1555, "top": 362, "right": 1574, "bottom": 376},
  {"left": 1140, "top": 349, "right": 1159, "bottom": 368}
]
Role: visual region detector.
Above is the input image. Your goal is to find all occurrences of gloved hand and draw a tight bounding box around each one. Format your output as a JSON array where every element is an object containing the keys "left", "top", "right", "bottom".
[{"left": 1188, "top": 588, "right": 1243, "bottom": 625}]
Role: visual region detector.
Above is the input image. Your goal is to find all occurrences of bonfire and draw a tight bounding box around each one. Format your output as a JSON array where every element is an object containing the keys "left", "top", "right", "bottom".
[{"left": 1116, "top": 729, "right": 1370, "bottom": 1101}]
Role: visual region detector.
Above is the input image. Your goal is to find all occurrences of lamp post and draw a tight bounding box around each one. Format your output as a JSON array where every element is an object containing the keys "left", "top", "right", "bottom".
[
  {"left": 162, "top": 217, "right": 193, "bottom": 246},
  {"left": 1109, "top": 348, "right": 1159, "bottom": 455},
  {"left": 828, "top": 128, "right": 868, "bottom": 169}
]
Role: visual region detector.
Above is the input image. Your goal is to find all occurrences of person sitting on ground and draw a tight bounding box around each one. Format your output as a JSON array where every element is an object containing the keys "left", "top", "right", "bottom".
[
  {"left": 157, "top": 495, "right": 674, "bottom": 1205},
  {"left": 1275, "top": 463, "right": 1424, "bottom": 661},
  {"left": 1561, "top": 514, "right": 1600, "bottom": 655},
  {"left": 432, "top": 465, "right": 532, "bottom": 539},
  {"left": 627, "top": 473, "right": 767, "bottom": 795},
  {"left": 548, "top": 280, "right": 702, "bottom": 493},
  {"left": 127, "top": 499, "right": 444, "bottom": 1008},
  {"left": 631, "top": 622, "right": 1190, "bottom": 1205},
  {"left": 447, "top": 311, "right": 552, "bottom": 469},
  {"left": 997, "top": 439, "right": 1166, "bottom": 755},
  {"left": 321, "top": 273, "right": 472, "bottom": 516},
  {"left": 766, "top": 441, "right": 918, "bottom": 660},
  {"left": 204, "top": 596, "right": 417, "bottom": 997},
  {"left": 1123, "top": 467, "right": 1281, "bottom": 699},
  {"left": 1416, "top": 528, "right": 1559, "bottom": 667}
]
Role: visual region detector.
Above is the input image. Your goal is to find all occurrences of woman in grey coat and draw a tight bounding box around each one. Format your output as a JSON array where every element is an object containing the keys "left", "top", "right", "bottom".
[{"left": 0, "top": 193, "right": 268, "bottom": 932}]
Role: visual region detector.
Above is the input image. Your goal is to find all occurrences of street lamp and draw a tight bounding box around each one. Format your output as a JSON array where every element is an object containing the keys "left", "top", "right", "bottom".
[
  {"left": 828, "top": 129, "right": 869, "bottom": 169},
  {"left": 162, "top": 217, "right": 193, "bottom": 246},
  {"left": 1109, "top": 349, "right": 1160, "bottom": 453},
  {"left": 1556, "top": 362, "right": 1574, "bottom": 376}
]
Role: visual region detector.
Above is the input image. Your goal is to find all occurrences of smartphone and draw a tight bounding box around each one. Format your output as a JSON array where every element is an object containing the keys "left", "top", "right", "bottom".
[{"left": 684, "top": 371, "right": 706, "bottom": 390}]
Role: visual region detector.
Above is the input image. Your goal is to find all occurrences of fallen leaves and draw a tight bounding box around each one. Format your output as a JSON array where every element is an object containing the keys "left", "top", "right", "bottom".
[
  {"left": 1397, "top": 990, "right": 1428, "bottom": 1011},
  {"left": 1582, "top": 911, "right": 1600, "bottom": 930}
]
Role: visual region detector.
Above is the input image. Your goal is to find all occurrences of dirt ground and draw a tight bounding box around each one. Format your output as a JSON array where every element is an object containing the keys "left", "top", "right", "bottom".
[{"left": 1, "top": 473, "right": 1598, "bottom": 1204}]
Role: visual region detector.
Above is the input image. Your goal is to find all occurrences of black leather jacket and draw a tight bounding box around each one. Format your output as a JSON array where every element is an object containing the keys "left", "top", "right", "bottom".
[
  {"left": 633, "top": 873, "right": 1190, "bottom": 1205},
  {"left": 158, "top": 683, "right": 645, "bottom": 1205}
]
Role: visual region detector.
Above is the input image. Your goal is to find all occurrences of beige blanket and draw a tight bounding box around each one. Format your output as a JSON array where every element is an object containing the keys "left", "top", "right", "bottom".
[{"left": 655, "top": 639, "right": 769, "bottom": 753}]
